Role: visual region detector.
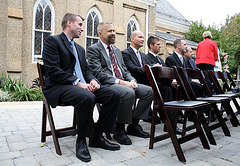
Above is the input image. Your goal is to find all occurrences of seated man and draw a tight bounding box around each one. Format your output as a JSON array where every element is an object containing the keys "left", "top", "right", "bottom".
[
  {"left": 42, "top": 13, "right": 120, "bottom": 163},
  {"left": 184, "top": 47, "right": 198, "bottom": 70},
  {"left": 87, "top": 22, "right": 153, "bottom": 145}
]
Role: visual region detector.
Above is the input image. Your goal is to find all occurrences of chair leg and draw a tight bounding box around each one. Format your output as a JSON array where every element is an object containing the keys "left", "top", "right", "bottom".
[
  {"left": 45, "top": 103, "right": 62, "bottom": 155},
  {"left": 41, "top": 104, "right": 47, "bottom": 142},
  {"left": 232, "top": 98, "right": 240, "bottom": 113},
  {"left": 162, "top": 110, "right": 186, "bottom": 162},
  {"left": 191, "top": 111, "right": 210, "bottom": 150},
  {"left": 211, "top": 104, "right": 231, "bottom": 136},
  {"left": 223, "top": 101, "right": 240, "bottom": 126},
  {"left": 149, "top": 108, "right": 157, "bottom": 149},
  {"left": 197, "top": 110, "right": 217, "bottom": 145}
]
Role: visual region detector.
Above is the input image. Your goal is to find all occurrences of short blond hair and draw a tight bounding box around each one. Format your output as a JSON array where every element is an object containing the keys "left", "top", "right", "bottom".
[{"left": 203, "top": 31, "right": 212, "bottom": 39}]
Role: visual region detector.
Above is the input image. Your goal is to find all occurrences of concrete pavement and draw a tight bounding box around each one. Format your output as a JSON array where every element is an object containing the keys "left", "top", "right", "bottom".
[{"left": 0, "top": 101, "right": 240, "bottom": 166}]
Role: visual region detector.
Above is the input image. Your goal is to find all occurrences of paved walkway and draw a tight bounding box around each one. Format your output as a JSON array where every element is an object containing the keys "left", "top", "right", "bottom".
[{"left": 0, "top": 101, "right": 240, "bottom": 166}]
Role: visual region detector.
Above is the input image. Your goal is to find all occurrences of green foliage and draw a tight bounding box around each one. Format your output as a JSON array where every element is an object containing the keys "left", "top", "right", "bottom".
[
  {"left": 185, "top": 14, "right": 240, "bottom": 74},
  {"left": 0, "top": 74, "right": 43, "bottom": 101},
  {"left": 220, "top": 13, "right": 240, "bottom": 73}
]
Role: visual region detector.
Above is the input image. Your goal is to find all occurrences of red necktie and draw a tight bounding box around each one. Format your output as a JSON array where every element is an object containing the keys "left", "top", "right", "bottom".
[{"left": 107, "top": 46, "right": 123, "bottom": 80}]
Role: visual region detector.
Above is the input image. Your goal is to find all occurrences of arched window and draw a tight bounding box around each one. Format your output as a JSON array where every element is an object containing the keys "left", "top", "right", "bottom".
[
  {"left": 32, "top": 0, "right": 54, "bottom": 63},
  {"left": 126, "top": 16, "right": 139, "bottom": 48},
  {"left": 86, "top": 7, "right": 102, "bottom": 49}
]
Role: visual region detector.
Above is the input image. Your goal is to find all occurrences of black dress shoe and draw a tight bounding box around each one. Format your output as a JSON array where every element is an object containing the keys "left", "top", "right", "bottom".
[
  {"left": 89, "top": 136, "right": 120, "bottom": 151},
  {"left": 127, "top": 124, "right": 150, "bottom": 138},
  {"left": 113, "top": 129, "right": 132, "bottom": 145},
  {"left": 163, "top": 125, "right": 182, "bottom": 135},
  {"left": 76, "top": 139, "right": 91, "bottom": 162}
]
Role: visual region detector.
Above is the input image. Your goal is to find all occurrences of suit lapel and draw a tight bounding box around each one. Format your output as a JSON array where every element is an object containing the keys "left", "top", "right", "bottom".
[
  {"left": 129, "top": 47, "right": 142, "bottom": 67},
  {"left": 98, "top": 41, "right": 112, "bottom": 69},
  {"left": 173, "top": 52, "right": 183, "bottom": 67}
]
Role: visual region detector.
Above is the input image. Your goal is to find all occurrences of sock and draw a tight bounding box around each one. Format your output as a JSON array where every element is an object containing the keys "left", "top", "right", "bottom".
[{"left": 131, "top": 118, "right": 140, "bottom": 126}]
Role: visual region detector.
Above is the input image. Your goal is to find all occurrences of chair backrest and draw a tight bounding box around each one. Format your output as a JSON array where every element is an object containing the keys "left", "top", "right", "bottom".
[
  {"left": 185, "top": 68, "right": 213, "bottom": 97},
  {"left": 207, "top": 70, "right": 225, "bottom": 94},
  {"left": 174, "top": 67, "right": 196, "bottom": 101},
  {"left": 37, "top": 62, "right": 45, "bottom": 89},
  {"left": 144, "top": 65, "right": 168, "bottom": 109},
  {"left": 222, "top": 71, "right": 236, "bottom": 90}
]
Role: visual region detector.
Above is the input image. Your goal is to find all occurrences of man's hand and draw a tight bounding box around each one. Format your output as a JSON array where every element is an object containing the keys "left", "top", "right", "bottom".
[
  {"left": 171, "top": 80, "right": 178, "bottom": 87},
  {"left": 119, "top": 80, "right": 137, "bottom": 90},
  {"left": 76, "top": 80, "right": 100, "bottom": 92},
  {"left": 153, "top": 63, "right": 162, "bottom": 67},
  {"left": 90, "top": 80, "right": 100, "bottom": 92}
]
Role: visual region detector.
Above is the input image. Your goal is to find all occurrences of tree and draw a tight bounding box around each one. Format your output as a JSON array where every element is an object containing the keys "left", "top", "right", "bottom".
[{"left": 220, "top": 13, "right": 240, "bottom": 74}]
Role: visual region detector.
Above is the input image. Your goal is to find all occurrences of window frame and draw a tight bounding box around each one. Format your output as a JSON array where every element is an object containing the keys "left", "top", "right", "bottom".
[
  {"left": 85, "top": 7, "right": 102, "bottom": 49},
  {"left": 126, "top": 16, "right": 139, "bottom": 48},
  {"left": 32, "top": 0, "right": 55, "bottom": 63}
]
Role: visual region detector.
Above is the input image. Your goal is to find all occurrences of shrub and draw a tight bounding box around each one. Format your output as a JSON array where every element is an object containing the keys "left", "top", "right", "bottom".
[{"left": 0, "top": 74, "right": 43, "bottom": 101}]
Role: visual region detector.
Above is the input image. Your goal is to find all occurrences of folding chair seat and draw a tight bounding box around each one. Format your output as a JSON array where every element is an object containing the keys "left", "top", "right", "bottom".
[
  {"left": 144, "top": 65, "right": 210, "bottom": 162},
  {"left": 180, "top": 68, "right": 231, "bottom": 139},
  {"left": 202, "top": 70, "right": 240, "bottom": 127}
]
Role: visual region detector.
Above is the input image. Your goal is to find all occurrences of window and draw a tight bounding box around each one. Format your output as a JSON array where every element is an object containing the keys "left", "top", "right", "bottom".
[
  {"left": 126, "top": 16, "right": 139, "bottom": 48},
  {"left": 32, "top": 0, "right": 54, "bottom": 63},
  {"left": 86, "top": 7, "right": 102, "bottom": 49}
]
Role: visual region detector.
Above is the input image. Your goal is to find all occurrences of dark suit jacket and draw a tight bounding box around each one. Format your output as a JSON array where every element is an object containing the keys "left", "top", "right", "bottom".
[
  {"left": 87, "top": 41, "right": 135, "bottom": 85},
  {"left": 42, "top": 32, "right": 96, "bottom": 107},
  {"left": 188, "top": 59, "right": 198, "bottom": 70},
  {"left": 122, "top": 47, "right": 150, "bottom": 85},
  {"left": 165, "top": 52, "right": 189, "bottom": 68}
]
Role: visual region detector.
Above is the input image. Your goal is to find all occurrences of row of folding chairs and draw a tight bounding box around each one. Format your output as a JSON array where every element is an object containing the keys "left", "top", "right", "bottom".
[{"left": 144, "top": 65, "right": 240, "bottom": 162}]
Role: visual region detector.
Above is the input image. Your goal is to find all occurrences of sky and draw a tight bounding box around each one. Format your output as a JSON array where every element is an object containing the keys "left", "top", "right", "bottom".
[{"left": 167, "top": 0, "right": 240, "bottom": 27}]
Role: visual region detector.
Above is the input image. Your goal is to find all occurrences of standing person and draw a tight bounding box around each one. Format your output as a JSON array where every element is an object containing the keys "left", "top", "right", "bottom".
[
  {"left": 87, "top": 22, "right": 153, "bottom": 145},
  {"left": 196, "top": 31, "right": 218, "bottom": 70},
  {"left": 184, "top": 46, "right": 198, "bottom": 70},
  {"left": 42, "top": 13, "right": 120, "bottom": 163},
  {"left": 146, "top": 36, "right": 182, "bottom": 134}
]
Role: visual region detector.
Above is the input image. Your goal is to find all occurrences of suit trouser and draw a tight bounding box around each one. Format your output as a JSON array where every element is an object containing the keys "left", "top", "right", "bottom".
[
  {"left": 58, "top": 85, "right": 120, "bottom": 138},
  {"left": 109, "top": 83, "right": 153, "bottom": 124}
]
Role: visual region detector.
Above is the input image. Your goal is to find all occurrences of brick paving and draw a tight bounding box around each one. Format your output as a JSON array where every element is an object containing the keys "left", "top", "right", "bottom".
[{"left": 0, "top": 101, "right": 240, "bottom": 166}]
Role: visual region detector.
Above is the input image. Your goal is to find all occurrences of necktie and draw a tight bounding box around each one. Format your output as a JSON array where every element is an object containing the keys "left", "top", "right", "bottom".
[
  {"left": 156, "top": 56, "right": 162, "bottom": 64},
  {"left": 70, "top": 41, "right": 86, "bottom": 83},
  {"left": 180, "top": 55, "right": 183, "bottom": 65},
  {"left": 107, "top": 46, "right": 123, "bottom": 80},
  {"left": 136, "top": 50, "right": 143, "bottom": 67}
]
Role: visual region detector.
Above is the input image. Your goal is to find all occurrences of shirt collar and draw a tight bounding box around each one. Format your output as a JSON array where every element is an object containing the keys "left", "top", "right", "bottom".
[
  {"left": 100, "top": 40, "right": 111, "bottom": 50},
  {"left": 63, "top": 32, "right": 73, "bottom": 43},
  {"left": 149, "top": 51, "right": 157, "bottom": 57},
  {"left": 175, "top": 51, "right": 183, "bottom": 60},
  {"left": 130, "top": 45, "right": 139, "bottom": 55}
]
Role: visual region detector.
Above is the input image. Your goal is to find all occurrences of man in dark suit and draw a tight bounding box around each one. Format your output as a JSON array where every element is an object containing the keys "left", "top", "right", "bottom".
[
  {"left": 122, "top": 31, "right": 150, "bottom": 85},
  {"left": 87, "top": 22, "right": 153, "bottom": 146},
  {"left": 165, "top": 39, "right": 202, "bottom": 97},
  {"left": 42, "top": 13, "right": 120, "bottom": 162},
  {"left": 184, "top": 47, "right": 198, "bottom": 70},
  {"left": 146, "top": 36, "right": 182, "bottom": 134}
]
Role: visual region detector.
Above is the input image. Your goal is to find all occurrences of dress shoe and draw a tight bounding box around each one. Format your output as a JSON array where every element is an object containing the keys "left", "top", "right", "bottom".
[
  {"left": 89, "top": 136, "right": 120, "bottom": 151},
  {"left": 76, "top": 139, "right": 91, "bottom": 162},
  {"left": 127, "top": 124, "right": 150, "bottom": 138},
  {"left": 113, "top": 129, "right": 132, "bottom": 145},
  {"left": 163, "top": 124, "right": 182, "bottom": 135}
]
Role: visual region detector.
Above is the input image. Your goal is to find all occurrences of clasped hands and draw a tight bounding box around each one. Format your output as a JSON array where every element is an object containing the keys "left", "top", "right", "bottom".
[
  {"left": 77, "top": 80, "right": 100, "bottom": 92},
  {"left": 119, "top": 80, "right": 138, "bottom": 90}
]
